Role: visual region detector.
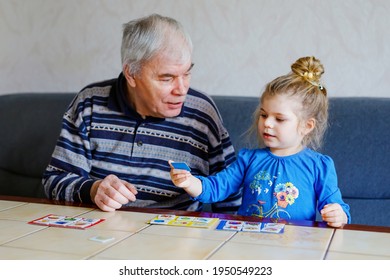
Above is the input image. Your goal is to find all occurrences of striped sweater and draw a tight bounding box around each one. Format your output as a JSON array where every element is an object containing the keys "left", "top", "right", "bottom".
[{"left": 42, "top": 73, "right": 240, "bottom": 211}]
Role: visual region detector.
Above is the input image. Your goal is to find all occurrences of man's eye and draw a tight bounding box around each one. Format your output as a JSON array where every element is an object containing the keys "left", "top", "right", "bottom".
[{"left": 161, "top": 77, "right": 173, "bottom": 82}]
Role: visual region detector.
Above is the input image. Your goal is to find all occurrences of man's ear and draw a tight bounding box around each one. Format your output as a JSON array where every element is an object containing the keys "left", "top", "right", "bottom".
[
  {"left": 123, "top": 64, "right": 136, "bottom": 87},
  {"left": 303, "top": 118, "right": 316, "bottom": 135}
]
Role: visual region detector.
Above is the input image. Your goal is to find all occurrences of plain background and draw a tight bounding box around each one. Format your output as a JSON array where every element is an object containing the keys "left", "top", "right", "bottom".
[{"left": 1, "top": 0, "right": 389, "bottom": 97}]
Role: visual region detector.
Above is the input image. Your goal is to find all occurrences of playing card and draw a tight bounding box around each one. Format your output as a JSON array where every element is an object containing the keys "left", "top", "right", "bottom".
[
  {"left": 89, "top": 235, "right": 115, "bottom": 243},
  {"left": 242, "top": 222, "right": 262, "bottom": 232},
  {"left": 223, "top": 220, "right": 244, "bottom": 231},
  {"left": 260, "top": 223, "right": 285, "bottom": 233},
  {"left": 171, "top": 162, "right": 191, "bottom": 171}
]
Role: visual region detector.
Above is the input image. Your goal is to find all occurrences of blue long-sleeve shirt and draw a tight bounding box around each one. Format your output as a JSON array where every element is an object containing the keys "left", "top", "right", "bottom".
[{"left": 196, "top": 148, "right": 351, "bottom": 222}]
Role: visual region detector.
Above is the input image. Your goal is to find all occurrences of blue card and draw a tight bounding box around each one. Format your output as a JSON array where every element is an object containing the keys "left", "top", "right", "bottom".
[{"left": 171, "top": 162, "right": 191, "bottom": 171}]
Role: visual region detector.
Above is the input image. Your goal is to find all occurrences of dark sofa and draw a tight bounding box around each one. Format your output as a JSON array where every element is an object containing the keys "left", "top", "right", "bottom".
[{"left": 0, "top": 92, "right": 389, "bottom": 227}]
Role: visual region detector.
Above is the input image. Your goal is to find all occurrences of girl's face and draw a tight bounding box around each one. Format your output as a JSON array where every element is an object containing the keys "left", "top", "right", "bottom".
[{"left": 258, "top": 94, "right": 313, "bottom": 156}]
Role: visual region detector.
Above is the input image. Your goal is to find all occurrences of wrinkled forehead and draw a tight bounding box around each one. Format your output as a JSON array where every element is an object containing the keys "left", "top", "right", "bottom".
[
  {"left": 140, "top": 46, "right": 192, "bottom": 77},
  {"left": 160, "top": 47, "right": 192, "bottom": 65}
]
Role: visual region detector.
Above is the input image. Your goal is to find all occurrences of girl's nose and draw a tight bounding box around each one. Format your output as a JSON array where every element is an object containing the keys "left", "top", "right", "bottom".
[{"left": 264, "top": 118, "right": 274, "bottom": 128}]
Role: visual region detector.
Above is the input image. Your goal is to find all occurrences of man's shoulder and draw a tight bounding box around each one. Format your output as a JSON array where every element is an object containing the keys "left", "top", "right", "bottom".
[
  {"left": 186, "top": 88, "right": 218, "bottom": 111},
  {"left": 70, "top": 78, "right": 117, "bottom": 107},
  {"left": 187, "top": 88, "right": 213, "bottom": 101},
  {"left": 67, "top": 78, "right": 118, "bottom": 112},
  {"left": 79, "top": 78, "right": 117, "bottom": 95}
]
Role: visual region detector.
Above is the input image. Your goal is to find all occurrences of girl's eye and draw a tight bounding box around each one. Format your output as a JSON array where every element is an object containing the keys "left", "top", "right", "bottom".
[
  {"left": 260, "top": 114, "right": 267, "bottom": 118},
  {"left": 276, "top": 118, "right": 285, "bottom": 122}
]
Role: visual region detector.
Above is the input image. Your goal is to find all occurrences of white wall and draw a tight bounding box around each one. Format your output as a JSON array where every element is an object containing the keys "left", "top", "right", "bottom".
[{"left": 1, "top": 0, "right": 389, "bottom": 97}]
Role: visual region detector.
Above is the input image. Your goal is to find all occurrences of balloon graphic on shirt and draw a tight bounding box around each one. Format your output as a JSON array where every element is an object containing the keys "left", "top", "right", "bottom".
[{"left": 249, "top": 171, "right": 272, "bottom": 195}]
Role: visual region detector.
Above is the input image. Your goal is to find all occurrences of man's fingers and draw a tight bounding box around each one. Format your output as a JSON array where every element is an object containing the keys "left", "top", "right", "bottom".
[
  {"left": 121, "top": 182, "right": 137, "bottom": 202},
  {"left": 94, "top": 191, "right": 123, "bottom": 211},
  {"left": 94, "top": 175, "right": 138, "bottom": 211}
]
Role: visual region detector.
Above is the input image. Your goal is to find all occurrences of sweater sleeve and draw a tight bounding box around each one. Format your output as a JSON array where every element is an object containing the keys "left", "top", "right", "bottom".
[
  {"left": 315, "top": 155, "right": 351, "bottom": 223},
  {"left": 195, "top": 149, "right": 252, "bottom": 203},
  {"left": 42, "top": 94, "right": 96, "bottom": 203}
]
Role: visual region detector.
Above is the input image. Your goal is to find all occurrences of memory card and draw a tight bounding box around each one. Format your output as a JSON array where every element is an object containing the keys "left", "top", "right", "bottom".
[{"left": 171, "top": 162, "right": 191, "bottom": 171}]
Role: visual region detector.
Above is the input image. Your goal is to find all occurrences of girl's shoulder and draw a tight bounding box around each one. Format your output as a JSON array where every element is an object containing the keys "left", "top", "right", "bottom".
[
  {"left": 303, "top": 148, "right": 335, "bottom": 167},
  {"left": 236, "top": 148, "right": 269, "bottom": 159}
]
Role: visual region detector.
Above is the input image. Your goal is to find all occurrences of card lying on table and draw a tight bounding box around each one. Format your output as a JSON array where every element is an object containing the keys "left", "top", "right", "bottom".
[
  {"left": 149, "top": 214, "right": 219, "bottom": 229},
  {"left": 216, "top": 220, "right": 285, "bottom": 234},
  {"left": 28, "top": 214, "right": 104, "bottom": 229}
]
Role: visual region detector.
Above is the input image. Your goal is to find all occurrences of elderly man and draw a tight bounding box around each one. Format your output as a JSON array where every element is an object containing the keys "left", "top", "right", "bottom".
[{"left": 43, "top": 14, "right": 241, "bottom": 213}]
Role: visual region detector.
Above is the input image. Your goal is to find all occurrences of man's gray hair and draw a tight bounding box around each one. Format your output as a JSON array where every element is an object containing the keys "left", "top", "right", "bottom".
[{"left": 121, "top": 14, "right": 193, "bottom": 76}]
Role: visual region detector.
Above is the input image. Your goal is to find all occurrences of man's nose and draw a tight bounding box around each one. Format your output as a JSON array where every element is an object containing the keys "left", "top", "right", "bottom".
[{"left": 173, "top": 77, "right": 187, "bottom": 95}]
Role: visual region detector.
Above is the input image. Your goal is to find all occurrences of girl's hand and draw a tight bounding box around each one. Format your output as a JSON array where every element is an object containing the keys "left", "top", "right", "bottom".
[
  {"left": 320, "top": 203, "right": 348, "bottom": 227},
  {"left": 169, "top": 160, "right": 193, "bottom": 189},
  {"left": 168, "top": 160, "right": 203, "bottom": 197}
]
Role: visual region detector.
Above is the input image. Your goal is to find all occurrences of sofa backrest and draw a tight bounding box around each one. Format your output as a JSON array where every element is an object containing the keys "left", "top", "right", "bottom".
[
  {"left": 0, "top": 93, "right": 76, "bottom": 198},
  {"left": 322, "top": 97, "right": 389, "bottom": 227}
]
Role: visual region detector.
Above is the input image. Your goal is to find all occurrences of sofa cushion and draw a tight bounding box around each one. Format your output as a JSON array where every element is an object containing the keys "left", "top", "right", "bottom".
[
  {"left": 0, "top": 93, "right": 75, "bottom": 197},
  {"left": 323, "top": 97, "right": 390, "bottom": 200},
  {"left": 212, "top": 95, "right": 258, "bottom": 152}
]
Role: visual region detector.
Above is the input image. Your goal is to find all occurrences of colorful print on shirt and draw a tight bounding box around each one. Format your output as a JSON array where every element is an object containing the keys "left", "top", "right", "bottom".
[{"left": 245, "top": 170, "right": 299, "bottom": 219}]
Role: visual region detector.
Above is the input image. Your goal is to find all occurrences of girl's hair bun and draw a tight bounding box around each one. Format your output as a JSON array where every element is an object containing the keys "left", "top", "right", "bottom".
[
  {"left": 291, "top": 56, "right": 325, "bottom": 90},
  {"left": 291, "top": 56, "right": 324, "bottom": 83}
]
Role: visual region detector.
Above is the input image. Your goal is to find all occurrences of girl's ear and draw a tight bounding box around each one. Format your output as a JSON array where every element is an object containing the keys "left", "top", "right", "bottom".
[
  {"left": 302, "top": 118, "right": 316, "bottom": 136},
  {"left": 123, "top": 64, "right": 136, "bottom": 87}
]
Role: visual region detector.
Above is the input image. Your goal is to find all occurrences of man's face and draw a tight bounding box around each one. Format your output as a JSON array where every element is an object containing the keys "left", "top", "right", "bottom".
[{"left": 126, "top": 51, "right": 193, "bottom": 118}]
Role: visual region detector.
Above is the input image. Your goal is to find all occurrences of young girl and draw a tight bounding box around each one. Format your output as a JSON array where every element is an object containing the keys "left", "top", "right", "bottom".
[{"left": 169, "top": 56, "right": 350, "bottom": 228}]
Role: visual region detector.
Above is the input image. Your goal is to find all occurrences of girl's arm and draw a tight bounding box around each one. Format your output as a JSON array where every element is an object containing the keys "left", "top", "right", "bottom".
[{"left": 316, "top": 155, "right": 351, "bottom": 226}]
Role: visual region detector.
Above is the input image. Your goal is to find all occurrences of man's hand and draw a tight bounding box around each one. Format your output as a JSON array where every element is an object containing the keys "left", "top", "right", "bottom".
[{"left": 90, "top": 174, "right": 138, "bottom": 211}]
